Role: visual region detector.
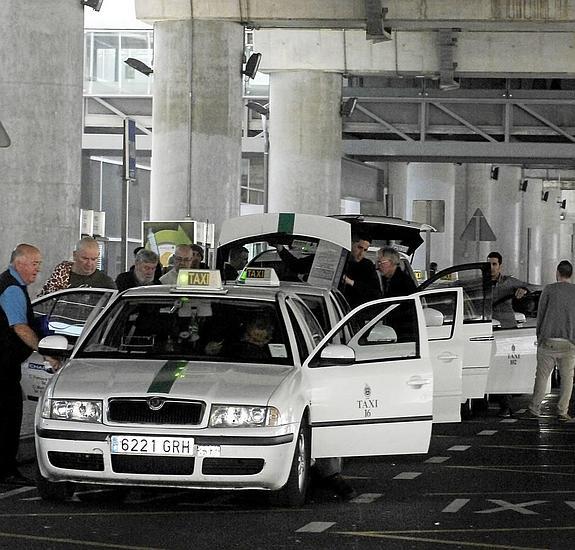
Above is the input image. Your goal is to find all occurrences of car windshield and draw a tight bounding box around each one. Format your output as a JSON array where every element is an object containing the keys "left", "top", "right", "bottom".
[{"left": 76, "top": 296, "right": 293, "bottom": 365}]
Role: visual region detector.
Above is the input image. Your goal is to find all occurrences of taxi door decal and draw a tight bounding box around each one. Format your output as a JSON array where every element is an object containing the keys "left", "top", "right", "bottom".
[{"left": 147, "top": 360, "right": 188, "bottom": 394}]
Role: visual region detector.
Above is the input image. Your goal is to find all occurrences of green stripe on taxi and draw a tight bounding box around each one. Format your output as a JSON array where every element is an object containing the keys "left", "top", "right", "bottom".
[{"left": 147, "top": 360, "right": 188, "bottom": 394}]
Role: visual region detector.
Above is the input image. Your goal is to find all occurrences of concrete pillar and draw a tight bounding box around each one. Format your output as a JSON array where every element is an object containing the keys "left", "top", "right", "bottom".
[
  {"left": 150, "top": 19, "right": 243, "bottom": 232},
  {"left": 386, "top": 162, "right": 409, "bottom": 218},
  {"left": 0, "top": 1, "right": 83, "bottom": 291},
  {"left": 267, "top": 71, "right": 342, "bottom": 215},
  {"left": 406, "top": 163, "right": 456, "bottom": 272},
  {"left": 558, "top": 190, "right": 575, "bottom": 266},
  {"left": 454, "top": 164, "right": 522, "bottom": 276}
]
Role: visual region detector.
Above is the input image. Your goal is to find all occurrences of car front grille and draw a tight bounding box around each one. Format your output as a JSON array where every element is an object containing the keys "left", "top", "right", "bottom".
[
  {"left": 107, "top": 398, "right": 205, "bottom": 425},
  {"left": 48, "top": 451, "right": 104, "bottom": 471},
  {"left": 111, "top": 455, "right": 195, "bottom": 475},
  {"left": 202, "top": 458, "right": 264, "bottom": 476}
]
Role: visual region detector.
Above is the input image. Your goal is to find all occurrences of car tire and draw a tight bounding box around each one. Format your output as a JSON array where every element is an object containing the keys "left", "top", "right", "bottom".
[
  {"left": 36, "top": 469, "right": 74, "bottom": 502},
  {"left": 460, "top": 399, "right": 473, "bottom": 420},
  {"left": 269, "top": 418, "right": 310, "bottom": 508}
]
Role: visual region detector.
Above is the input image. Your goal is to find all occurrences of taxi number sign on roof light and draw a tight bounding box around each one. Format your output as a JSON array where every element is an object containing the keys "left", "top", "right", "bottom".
[
  {"left": 239, "top": 267, "right": 280, "bottom": 287},
  {"left": 176, "top": 269, "right": 223, "bottom": 291}
]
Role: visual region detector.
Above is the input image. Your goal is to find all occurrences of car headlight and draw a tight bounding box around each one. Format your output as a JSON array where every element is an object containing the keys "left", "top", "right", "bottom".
[
  {"left": 209, "top": 405, "right": 280, "bottom": 428},
  {"left": 41, "top": 399, "right": 103, "bottom": 423}
]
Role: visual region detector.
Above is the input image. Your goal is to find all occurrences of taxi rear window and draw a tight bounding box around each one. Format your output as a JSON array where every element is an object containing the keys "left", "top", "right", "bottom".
[{"left": 76, "top": 296, "right": 293, "bottom": 365}]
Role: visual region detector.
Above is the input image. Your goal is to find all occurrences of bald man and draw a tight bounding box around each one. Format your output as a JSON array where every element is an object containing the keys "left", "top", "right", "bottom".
[
  {"left": 38, "top": 236, "right": 115, "bottom": 296},
  {"left": 0, "top": 244, "right": 58, "bottom": 485}
]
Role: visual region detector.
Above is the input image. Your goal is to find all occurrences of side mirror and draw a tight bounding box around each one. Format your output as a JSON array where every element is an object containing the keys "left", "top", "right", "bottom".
[
  {"left": 514, "top": 312, "right": 526, "bottom": 325},
  {"left": 38, "top": 335, "right": 72, "bottom": 357},
  {"left": 319, "top": 344, "right": 355, "bottom": 366},
  {"left": 366, "top": 324, "right": 398, "bottom": 343},
  {"left": 424, "top": 307, "right": 444, "bottom": 327}
]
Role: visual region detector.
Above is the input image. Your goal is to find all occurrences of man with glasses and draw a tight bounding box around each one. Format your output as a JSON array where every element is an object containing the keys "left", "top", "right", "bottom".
[
  {"left": 376, "top": 246, "right": 417, "bottom": 298},
  {"left": 160, "top": 244, "right": 195, "bottom": 285}
]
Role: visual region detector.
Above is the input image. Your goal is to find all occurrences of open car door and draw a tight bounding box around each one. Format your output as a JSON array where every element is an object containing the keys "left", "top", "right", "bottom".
[
  {"left": 419, "top": 263, "right": 493, "bottom": 407},
  {"left": 304, "top": 295, "right": 433, "bottom": 459},
  {"left": 415, "top": 287, "right": 465, "bottom": 423},
  {"left": 21, "top": 288, "right": 117, "bottom": 400}
]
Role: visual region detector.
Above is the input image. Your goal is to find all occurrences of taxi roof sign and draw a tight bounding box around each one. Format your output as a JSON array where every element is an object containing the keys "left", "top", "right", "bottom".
[
  {"left": 175, "top": 269, "right": 224, "bottom": 291},
  {"left": 238, "top": 267, "right": 280, "bottom": 287}
]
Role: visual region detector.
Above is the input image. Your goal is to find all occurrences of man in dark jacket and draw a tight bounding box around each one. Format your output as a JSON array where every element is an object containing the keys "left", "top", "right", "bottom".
[
  {"left": 0, "top": 244, "right": 59, "bottom": 485},
  {"left": 376, "top": 246, "right": 417, "bottom": 298},
  {"left": 342, "top": 234, "right": 382, "bottom": 309},
  {"left": 116, "top": 249, "right": 160, "bottom": 291}
]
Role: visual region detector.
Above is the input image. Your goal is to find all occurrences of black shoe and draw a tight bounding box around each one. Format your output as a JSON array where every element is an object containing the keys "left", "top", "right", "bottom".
[
  {"left": 498, "top": 408, "right": 512, "bottom": 418},
  {"left": 325, "top": 474, "right": 357, "bottom": 501},
  {"left": 0, "top": 471, "right": 34, "bottom": 486}
]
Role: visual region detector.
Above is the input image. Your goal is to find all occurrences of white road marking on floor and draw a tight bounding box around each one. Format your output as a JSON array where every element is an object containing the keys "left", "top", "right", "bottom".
[
  {"left": 447, "top": 445, "right": 470, "bottom": 451},
  {"left": 477, "top": 430, "right": 497, "bottom": 435},
  {"left": 515, "top": 408, "right": 527, "bottom": 414},
  {"left": 566, "top": 501, "right": 575, "bottom": 510},
  {"left": 475, "top": 499, "right": 546, "bottom": 515},
  {"left": 442, "top": 498, "right": 470, "bottom": 513},
  {"left": 350, "top": 493, "right": 383, "bottom": 504},
  {"left": 0, "top": 487, "right": 35, "bottom": 500},
  {"left": 21, "top": 497, "right": 42, "bottom": 501},
  {"left": 393, "top": 472, "right": 422, "bottom": 480},
  {"left": 500, "top": 418, "right": 517, "bottom": 423},
  {"left": 296, "top": 522, "right": 335, "bottom": 533},
  {"left": 425, "top": 456, "right": 450, "bottom": 463}
]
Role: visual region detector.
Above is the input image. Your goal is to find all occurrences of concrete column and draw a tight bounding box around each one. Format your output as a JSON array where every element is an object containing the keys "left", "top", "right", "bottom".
[
  {"left": 454, "top": 164, "right": 523, "bottom": 276},
  {"left": 558, "top": 190, "right": 575, "bottom": 266},
  {"left": 150, "top": 19, "right": 243, "bottom": 232},
  {"left": 386, "top": 162, "right": 409, "bottom": 218},
  {"left": 267, "top": 71, "right": 342, "bottom": 215},
  {"left": 406, "top": 163, "right": 456, "bottom": 272},
  {"left": 521, "top": 179, "right": 561, "bottom": 285},
  {"left": 0, "top": 1, "right": 83, "bottom": 291}
]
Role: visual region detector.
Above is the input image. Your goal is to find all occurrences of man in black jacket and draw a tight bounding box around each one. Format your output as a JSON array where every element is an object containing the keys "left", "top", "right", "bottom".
[
  {"left": 376, "top": 246, "right": 417, "bottom": 298},
  {"left": 116, "top": 248, "right": 160, "bottom": 291},
  {"left": 342, "top": 234, "right": 382, "bottom": 309},
  {"left": 0, "top": 244, "right": 59, "bottom": 485}
]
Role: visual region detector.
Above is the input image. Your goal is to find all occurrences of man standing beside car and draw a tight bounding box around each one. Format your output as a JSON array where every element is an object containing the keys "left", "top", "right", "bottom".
[
  {"left": 342, "top": 234, "right": 382, "bottom": 309},
  {"left": 115, "top": 249, "right": 160, "bottom": 291},
  {"left": 0, "top": 244, "right": 59, "bottom": 486},
  {"left": 528, "top": 260, "right": 575, "bottom": 422},
  {"left": 376, "top": 246, "right": 417, "bottom": 298}
]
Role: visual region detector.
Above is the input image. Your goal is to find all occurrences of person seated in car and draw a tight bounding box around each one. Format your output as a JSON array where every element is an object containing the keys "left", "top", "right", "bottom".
[
  {"left": 208, "top": 317, "right": 275, "bottom": 361},
  {"left": 376, "top": 246, "right": 417, "bottom": 298}
]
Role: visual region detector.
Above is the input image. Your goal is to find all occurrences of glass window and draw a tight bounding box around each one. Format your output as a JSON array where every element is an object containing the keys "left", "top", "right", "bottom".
[{"left": 78, "top": 297, "right": 293, "bottom": 365}]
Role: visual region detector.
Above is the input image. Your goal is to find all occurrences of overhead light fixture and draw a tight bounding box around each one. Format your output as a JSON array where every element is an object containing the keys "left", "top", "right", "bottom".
[
  {"left": 340, "top": 98, "right": 358, "bottom": 117},
  {"left": 558, "top": 199, "right": 567, "bottom": 209},
  {"left": 560, "top": 212, "right": 566, "bottom": 220},
  {"left": 246, "top": 101, "right": 269, "bottom": 117},
  {"left": 81, "top": 0, "right": 103, "bottom": 11},
  {"left": 0, "top": 121, "right": 10, "bottom": 148},
  {"left": 490, "top": 166, "right": 499, "bottom": 180},
  {"left": 541, "top": 191, "right": 549, "bottom": 202},
  {"left": 519, "top": 179, "right": 528, "bottom": 192},
  {"left": 242, "top": 53, "right": 262, "bottom": 79},
  {"left": 124, "top": 58, "right": 153, "bottom": 76}
]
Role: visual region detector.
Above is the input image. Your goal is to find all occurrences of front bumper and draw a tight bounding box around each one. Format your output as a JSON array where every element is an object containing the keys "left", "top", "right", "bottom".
[{"left": 36, "top": 425, "right": 295, "bottom": 491}]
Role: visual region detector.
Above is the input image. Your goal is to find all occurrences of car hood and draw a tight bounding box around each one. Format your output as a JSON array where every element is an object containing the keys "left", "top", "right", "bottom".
[{"left": 53, "top": 359, "right": 294, "bottom": 404}]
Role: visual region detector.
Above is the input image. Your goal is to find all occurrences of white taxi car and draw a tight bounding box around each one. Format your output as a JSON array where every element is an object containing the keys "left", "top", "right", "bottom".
[
  {"left": 219, "top": 213, "right": 494, "bottom": 424},
  {"left": 35, "top": 269, "right": 435, "bottom": 506}
]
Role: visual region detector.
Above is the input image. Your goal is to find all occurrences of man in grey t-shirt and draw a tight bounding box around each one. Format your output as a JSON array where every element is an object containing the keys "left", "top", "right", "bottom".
[{"left": 528, "top": 260, "right": 575, "bottom": 421}]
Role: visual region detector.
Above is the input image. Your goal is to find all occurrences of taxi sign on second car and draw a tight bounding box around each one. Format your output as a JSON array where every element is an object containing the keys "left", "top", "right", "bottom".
[{"left": 239, "top": 267, "right": 280, "bottom": 287}]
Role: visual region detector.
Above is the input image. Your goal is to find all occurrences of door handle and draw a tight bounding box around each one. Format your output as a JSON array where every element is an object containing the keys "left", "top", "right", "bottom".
[
  {"left": 407, "top": 376, "right": 432, "bottom": 388},
  {"left": 437, "top": 352, "right": 458, "bottom": 362}
]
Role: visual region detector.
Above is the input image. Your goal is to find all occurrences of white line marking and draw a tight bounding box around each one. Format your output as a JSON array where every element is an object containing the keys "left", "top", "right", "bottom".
[
  {"left": 350, "top": 493, "right": 383, "bottom": 504},
  {"left": 566, "top": 501, "right": 575, "bottom": 510},
  {"left": 478, "top": 430, "right": 498, "bottom": 435},
  {"left": 475, "top": 499, "right": 546, "bottom": 515},
  {"left": 442, "top": 498, "right": 470, "bottom": 513},
  {"left": 393, "top": 472, "right": 422, "bottom": 480},
  {"left": 425, "top": 456, "right": 450, "bottom": 463},
  {"left": 447, "top": 445, "right": 470, "bottom": 451},
  {"left": 515, "top": 408, "right": 527, "bottom": 414},
  {"left": 296, "top": 522, "right": 335, "bottom": 533},
  {"left": 0, "top": 487, "right": 35, "bottom": 500},
  {"left": 500, "top": 418, "right": 517, "bottom": 423}
]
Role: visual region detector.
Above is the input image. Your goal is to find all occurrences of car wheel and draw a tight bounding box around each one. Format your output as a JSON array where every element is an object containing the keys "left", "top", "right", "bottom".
[
  {"left": 460, "top": 399, "right": 473, "bottom": 420},
  {"left": 269, "top": 418, "right": 310, "bottom": 507},
  {"left": 36, "top": 470, "right": 74, "bottom": 502}
]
